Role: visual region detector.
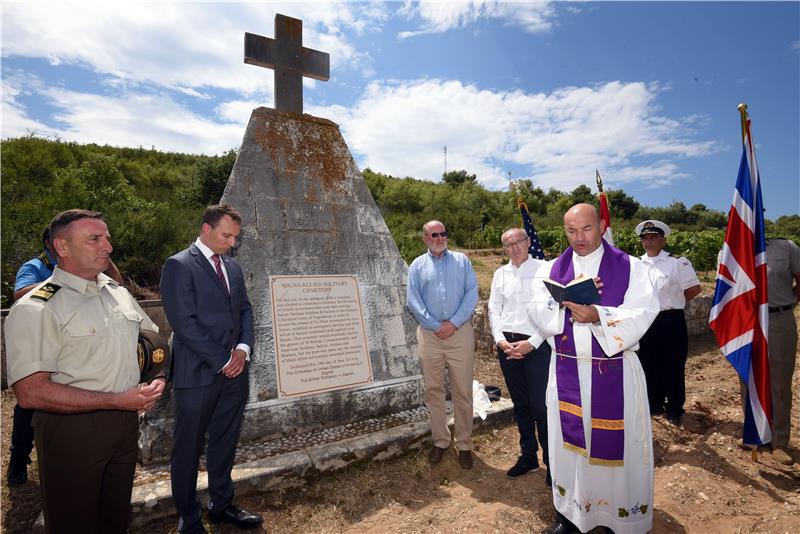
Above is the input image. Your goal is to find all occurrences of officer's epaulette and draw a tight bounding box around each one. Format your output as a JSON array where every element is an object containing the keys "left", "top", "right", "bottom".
[
  {"left": 669, "top": 253, "right": 681, "bottom": 259},
  {"left": 30, "top": 283, "right": 61, "bottom": 302}
]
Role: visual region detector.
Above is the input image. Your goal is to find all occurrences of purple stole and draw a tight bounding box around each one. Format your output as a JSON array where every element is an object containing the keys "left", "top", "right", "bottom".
[{"left": 550, "top": 240, "right": 630, "bottom": 466}]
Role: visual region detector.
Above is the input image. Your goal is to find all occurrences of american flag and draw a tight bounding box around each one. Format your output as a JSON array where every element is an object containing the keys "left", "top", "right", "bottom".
[
  {"left": 518, "top": 199, "right": 545, "bottom": 259},
  {"left": 709, "top": 115, "right": 771, "bottom": 447},
  {"left": 597, "top": 169, "right": 615, "bottom": 246}
]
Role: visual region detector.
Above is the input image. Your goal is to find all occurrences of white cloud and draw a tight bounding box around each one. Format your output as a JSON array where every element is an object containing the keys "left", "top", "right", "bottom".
[
  {"left": 3, "top": 82, "right": 245, "bottom": 155},
  {"left": 1, "top": 2, "right": 373, "bottom": 96},
  {"left": 329, "top": 78, "right": 718, "bottom": 191},
  {"left": 1, "top": 73, "right": 62, "bottom": 139},
  {"left": 398, "top": 0, "right": 556, "bottom": 39}
]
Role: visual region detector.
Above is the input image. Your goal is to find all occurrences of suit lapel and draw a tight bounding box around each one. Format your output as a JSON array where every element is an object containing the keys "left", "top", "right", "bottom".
[{"left": 190, "top": 244, "right": 231, "bottom": 302}]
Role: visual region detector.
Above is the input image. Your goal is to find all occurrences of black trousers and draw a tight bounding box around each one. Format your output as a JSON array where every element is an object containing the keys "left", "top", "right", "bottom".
[
  {"left": 171, "top": 370, "right": 249, "bottom": 533},
  {"left": 497, "top": 332, "right": 551, "bottom": 463},
  {"left": 34, "top": 410, "right": 139, "bottom": 534},
  {"left": 10, "top": 403, "right": 35, "bottom": 457},
  {"left": 638, "top": 309, "right": 688, "bottom": 417}
]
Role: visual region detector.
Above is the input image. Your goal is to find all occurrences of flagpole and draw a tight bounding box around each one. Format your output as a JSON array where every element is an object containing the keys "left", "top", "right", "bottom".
[
  {"left": 595, "top": 169, "right": 604, "bottom": 192},
  {"left": 738, "top": 103, "right": 748, "bottom": 144},
  {"left": 736, "top": 102, "right": 765, "bottom": 462}
]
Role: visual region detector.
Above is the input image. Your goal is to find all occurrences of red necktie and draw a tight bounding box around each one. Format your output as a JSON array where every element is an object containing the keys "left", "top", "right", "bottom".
[{"left": 211, "top": 254, "right": 229, "bottom": 294}]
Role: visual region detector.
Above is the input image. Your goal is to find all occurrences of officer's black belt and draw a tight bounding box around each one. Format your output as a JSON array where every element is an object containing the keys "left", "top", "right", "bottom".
[
  {"left": 658, "top": 309, "right": 685, "bottom": 315},
  {"left": 768, "top": 304, "right": 794, "bottom": 313}
]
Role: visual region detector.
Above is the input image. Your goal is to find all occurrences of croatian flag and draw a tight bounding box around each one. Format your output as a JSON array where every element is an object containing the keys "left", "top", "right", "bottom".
[
  {"left": 599, "top": 190, "right": 614, "bottom": 246},
  {"left": 709, "top": 117, "right": 771, "bottom": 447},
  {"left": 596, "top": 170, "right": 614, "bottom": 246}
]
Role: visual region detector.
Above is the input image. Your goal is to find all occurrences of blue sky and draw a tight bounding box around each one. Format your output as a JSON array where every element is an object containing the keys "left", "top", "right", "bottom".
[{"left": 2, "top": 1, "right": 798, "bottom": 217}]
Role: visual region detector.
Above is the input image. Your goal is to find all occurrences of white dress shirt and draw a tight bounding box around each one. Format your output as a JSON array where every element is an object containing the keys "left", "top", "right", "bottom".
[
  {"left": 488, "top": 256, "right": 546, "bottom": 348},
  {"left": 640, "top": 250, "right": 700, "bottom": 311}
]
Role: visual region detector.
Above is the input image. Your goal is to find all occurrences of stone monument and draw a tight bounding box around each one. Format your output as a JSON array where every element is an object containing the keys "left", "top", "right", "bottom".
[{"left": 139, "top": 14, "right": 422, "bottom": 462}]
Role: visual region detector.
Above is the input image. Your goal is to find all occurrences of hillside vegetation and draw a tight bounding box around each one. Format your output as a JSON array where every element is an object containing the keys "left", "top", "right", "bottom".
[{"left": 3, "top": 136, "right": 799, "bottom": 307}]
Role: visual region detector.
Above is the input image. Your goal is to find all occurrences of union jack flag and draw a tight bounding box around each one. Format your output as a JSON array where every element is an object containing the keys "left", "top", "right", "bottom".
[{"left": 709, "top": 116, "right": 771, "bottom": 446}]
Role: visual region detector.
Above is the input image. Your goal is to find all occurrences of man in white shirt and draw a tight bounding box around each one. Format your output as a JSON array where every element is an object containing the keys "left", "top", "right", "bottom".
[
  {"left": 488, "top": 228, "right": 551, "bottom": 482},
  {"left": 635, "top": 220, "right": 701, "bottom": 426}
]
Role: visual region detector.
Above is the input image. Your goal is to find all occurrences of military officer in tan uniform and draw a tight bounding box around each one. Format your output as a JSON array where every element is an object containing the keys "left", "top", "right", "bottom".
[
  {"left": 5, "top": 209, "right": 166, "bottom": 534},
  {"left": 765, "top": 237, "right": 800, "bottom": 465},
  {"left": 636, "top": 219, "right": 701, "bottom": 425}
]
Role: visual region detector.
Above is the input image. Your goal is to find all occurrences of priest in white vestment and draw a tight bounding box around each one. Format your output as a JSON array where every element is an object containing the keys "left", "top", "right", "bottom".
[{"left": 529, "top": 204, "right": 659, "bottom": 534}]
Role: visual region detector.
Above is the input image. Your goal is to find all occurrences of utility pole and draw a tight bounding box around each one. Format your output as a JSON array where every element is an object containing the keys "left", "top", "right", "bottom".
[{"left": 443, "top": 145, "right": 447, "bottom": 176}]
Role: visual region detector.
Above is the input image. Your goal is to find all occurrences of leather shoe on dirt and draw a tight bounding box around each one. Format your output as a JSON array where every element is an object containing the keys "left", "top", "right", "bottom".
[
  {"left": 6, "top": 453, "right": 30, "bottom": 486},
  {"left": 428, "top": 445, "right": 447, "bottom": 465},
  {"left": 506, "top": 456, "right": 539, "bottom": 478},
  {"left": 541, "top": 520, "right": 576, "bottom": 534},
  {"left": 458, "top": 450, "right": 474, "bottom": 469},
  {"left": 208, "top": 504, "right": 263, "bottom": 529}
]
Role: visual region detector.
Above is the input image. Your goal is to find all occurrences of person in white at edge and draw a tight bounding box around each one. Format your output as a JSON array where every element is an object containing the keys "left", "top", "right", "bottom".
[
  {"left": 529, "top": 204, "right": 659, "bottom": 534},
  {"left": 635, "top": 219, "right": 701, "bottom": 426}
]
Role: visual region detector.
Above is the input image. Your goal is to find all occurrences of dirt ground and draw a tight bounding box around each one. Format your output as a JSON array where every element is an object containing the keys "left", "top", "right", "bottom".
[{"left": 2, "top": 327, "right": 798, "bottom": 534}]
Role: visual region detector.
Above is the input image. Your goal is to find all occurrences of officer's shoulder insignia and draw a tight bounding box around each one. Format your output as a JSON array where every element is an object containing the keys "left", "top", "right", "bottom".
[
  {"left": 668, "top": 253, "right": 681, "bottom": 259},
  {"left": 30, "top": 283, "right": 61, "bottom": 302}
]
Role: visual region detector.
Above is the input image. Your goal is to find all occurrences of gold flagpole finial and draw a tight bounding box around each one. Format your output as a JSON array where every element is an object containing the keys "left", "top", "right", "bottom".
[
  {"left": 595, "top": 169, "right": 604, "bottom": 192},
  {"left": 738, "top": 103, "right": 749, "bottom": 144}
]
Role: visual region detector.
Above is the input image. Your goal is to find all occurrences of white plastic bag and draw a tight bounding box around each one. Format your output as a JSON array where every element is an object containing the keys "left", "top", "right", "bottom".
[{"left": 472, "top": 380, "right": 492, "bottom": 420}]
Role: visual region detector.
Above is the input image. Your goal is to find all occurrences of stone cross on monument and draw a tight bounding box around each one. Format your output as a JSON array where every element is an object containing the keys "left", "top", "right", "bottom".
[{"left": 244, "top": 13, "right": 330, "bottom": 114}]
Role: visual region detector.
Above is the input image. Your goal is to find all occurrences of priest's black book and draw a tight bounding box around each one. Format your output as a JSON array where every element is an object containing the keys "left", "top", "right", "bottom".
[{"left": 543, "top": 277, "right": 600, "bottom": 305}]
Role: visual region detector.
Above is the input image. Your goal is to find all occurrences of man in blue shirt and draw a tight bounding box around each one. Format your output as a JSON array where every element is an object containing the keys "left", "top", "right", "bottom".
[
  {"left": 407, "top": 220, "right": 479, "bottom": 469},
  {"left": 13, "top": 227, "right": 58, "bottom": 301}
]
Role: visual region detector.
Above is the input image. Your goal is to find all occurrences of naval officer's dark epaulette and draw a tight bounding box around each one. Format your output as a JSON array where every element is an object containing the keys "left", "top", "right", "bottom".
[
  {"left": 29, "top": 283, "right": 62, "bottom": 302},
  {"left": 668, "top": 253, "right": 681, "bottom": 259}
]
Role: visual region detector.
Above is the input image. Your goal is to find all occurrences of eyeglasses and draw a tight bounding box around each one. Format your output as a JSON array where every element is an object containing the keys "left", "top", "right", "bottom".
[
  {"left": 429, "top": 231, "right": 448, "bottom": 238},
  {"left": 502, "top": 237, "right": 529, "bottom": 249}
]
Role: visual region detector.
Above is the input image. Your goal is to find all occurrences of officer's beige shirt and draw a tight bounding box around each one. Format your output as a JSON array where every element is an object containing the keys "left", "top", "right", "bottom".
[
  {"left": 640, "top": 250, "right": 700, "bottom": 311},
  {"left": 766, "top": 238, "right": 800, "bottom": 307},
  {"left": 5, "top": 266, "right": 157, "bottom": 392}
]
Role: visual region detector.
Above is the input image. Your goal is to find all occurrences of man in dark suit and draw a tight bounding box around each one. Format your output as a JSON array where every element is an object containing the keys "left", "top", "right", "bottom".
[{"left": 160, "top": 204, "right": 262, "bottom": 533}]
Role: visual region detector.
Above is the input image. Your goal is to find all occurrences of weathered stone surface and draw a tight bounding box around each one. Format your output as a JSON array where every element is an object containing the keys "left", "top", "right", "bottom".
[{"left": 137, "top": 107, "right": 421, "bottom": 463}]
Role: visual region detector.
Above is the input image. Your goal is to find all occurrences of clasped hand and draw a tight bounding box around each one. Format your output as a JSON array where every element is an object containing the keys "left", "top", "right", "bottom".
[
  {"left": 499, "top": 339, "right": 532, "bottom": 360},
  {"left": 221, "top": 349, "right": 247, "bottom": 378},
  {"left": 434, "top": 320, "right": 456, "bottom": 340}
]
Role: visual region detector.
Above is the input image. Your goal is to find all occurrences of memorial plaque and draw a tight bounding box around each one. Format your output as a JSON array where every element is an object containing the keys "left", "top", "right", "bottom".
[{"left": 270, "top": 275, "right": 373, "bottom": 397}]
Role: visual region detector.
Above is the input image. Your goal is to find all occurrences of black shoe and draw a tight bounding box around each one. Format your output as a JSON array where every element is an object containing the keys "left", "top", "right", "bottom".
[
  {"left": 208, "top": 505, "right": 263, "bottom": 530},
  {"left": 541, "top": 512, "right": 577, "bottom": 534},
  {"left": 544, "top": 468, "right": 552, "bottom": 487},
  {"left": 666, "top": 413, "right": 682, "bottom": 426},
  {"left": 7, "top": 453, "right": 30, "bottom": 486},
  {"left": 506, "top": 456, "right": 539, "bottom": 478},
  {"left": 457, "top": 450, "right": 474, "bottom": 469},
  {"left": 541, "top": 520, "right": 575, "bottom": 534},
  {"left": 428, "top": 445, "right": 447, "bottom": 465}
]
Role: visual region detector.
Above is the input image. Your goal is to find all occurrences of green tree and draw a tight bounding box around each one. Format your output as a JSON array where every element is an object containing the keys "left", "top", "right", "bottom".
[{"left": 442, "top": 169, "right": 477, "bottom": 186}]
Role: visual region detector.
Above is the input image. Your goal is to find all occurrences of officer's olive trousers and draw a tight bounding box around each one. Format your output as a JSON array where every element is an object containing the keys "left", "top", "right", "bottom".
[{"left": 34, "top": 410, "right": 138, "bottom": 534}]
